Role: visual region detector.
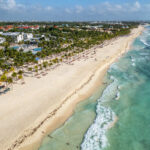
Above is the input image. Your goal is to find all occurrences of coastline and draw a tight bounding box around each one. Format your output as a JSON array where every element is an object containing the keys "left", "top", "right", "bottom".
[{"left": 0, "top": 26, "right": 144, "bottom": 150}]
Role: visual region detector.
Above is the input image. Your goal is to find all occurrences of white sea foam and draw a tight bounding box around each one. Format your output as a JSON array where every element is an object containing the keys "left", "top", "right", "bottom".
[
  {"left": 130, "top": 56, "right": 136, "bottom": 65},
  {"left": 118, "top": 85, "right": 122, "bottom": 90},
  {"left": 81, "top": 78, "right": 118, "bottom": 150},
  {"left": 81, "top": 106, "right": 115, "bottom": 150},
  {"left": 109, "top": 63, "right": 120, "bottom": 72},
  {"left": 140, "top": 36, "right": 150, "bottom": 46},
  {"left": 131, "top": 57, "right": 135, "bottom": 62},
  {"left": 143, "top": 29, "right": 150, "bottom": 36},
  {"left": 115, "top": 91, "right": 120, "bottom": 100}
]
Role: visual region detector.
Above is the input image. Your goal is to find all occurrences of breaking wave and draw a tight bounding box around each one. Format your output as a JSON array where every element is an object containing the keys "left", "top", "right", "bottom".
[
  {"left": 140, "top": 36, "right": 150, "bottom": 46},
  {"left": 81, "top": 77, "right": 118, "bottom": 150}
]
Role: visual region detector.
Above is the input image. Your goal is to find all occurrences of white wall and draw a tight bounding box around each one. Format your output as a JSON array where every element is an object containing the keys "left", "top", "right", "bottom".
[
  {"left": 16, "top": 34, "right": 23, "bottom": 43},
  {"left": 0, "top": 37, "right": 5, "bottom": 44},
  {"left": 24, "top": 33, "right": 33, "bottom": 40}
]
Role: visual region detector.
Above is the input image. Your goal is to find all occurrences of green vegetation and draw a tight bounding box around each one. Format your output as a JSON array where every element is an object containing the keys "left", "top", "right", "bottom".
[{"left": 0, "top": 22, "right": 140, "bottom": 93}]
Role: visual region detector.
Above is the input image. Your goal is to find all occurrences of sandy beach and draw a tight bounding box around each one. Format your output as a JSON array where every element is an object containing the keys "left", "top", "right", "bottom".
[{"left": 0, "top": 26, "right": 143, "bottom": 150}]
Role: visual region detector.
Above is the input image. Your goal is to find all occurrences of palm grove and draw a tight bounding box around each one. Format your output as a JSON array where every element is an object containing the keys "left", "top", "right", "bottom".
[{"left": 0, "top": 22, "right": 139, "bottom": 93}]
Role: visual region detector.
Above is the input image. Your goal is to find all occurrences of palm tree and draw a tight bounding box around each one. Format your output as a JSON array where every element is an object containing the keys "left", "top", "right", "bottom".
[
  {"left": 0, "top": 74, "right": 7, "bottom": 88},
  {"left": 18, "top": 70, "right": 23, "bottom": 75},
  {"left": 34, "top": 65, "right": 39, "bottom": 76},
  {"left": 12, "top": 72, "right": 17, "bottom": 81},
  {"left": 9, "top": 66, "right": 15, "bottom": 73},
  {"left": 18, "top": 73, "right": 25, "bottom": 84},
  {"left": 7, "top": 77, "right": 13, "bottom": 89},
  {"left": 43, "top": 61, "right": 48, "bottom": 70},
  {"left": 34, "top": 65, "right": 38, "bottom": 71},
  {"left": 28, "top": 67, "right": 33, "bottom": 72},
  {"left": 18, "top": 74, "right": 23, "bottom": 80}
]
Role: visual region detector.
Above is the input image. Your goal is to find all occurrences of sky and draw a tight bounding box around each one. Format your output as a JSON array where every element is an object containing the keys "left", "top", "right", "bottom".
[{"left": 0, "top": 0, "right": 150, "bottom": 21}]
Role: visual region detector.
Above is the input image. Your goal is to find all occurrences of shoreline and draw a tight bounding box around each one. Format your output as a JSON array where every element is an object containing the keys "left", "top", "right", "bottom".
[{"left": 0, "top": 26, "right": 144, "bottom": 150}]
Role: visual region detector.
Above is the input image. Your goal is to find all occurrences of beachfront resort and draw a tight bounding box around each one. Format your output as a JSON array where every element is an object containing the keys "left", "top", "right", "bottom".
[
  {"left": 0, "top": 22, "right": 139, "bottom": 95},
  {"left": 1, "top": 0, "right": 150, "bottom": 150}
]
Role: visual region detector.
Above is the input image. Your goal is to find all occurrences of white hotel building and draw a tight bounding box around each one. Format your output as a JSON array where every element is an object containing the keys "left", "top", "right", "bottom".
[
  {"left": 0, "top": 37, "right": 5, "bottom": 44},
  {"left": 1, "top": 32, "right": 33, "bottom": 43}
]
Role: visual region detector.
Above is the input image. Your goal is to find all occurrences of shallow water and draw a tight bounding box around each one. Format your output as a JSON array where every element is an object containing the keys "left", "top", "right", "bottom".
[
  {"left": 82, "top": 26, "right": 150, "bottom": 150},
  {"left": 103, "top": 26, "right": 150, "bottom": 150},
  {"left": 39, "top": 83, "right": 107, "bottom": 150},
  {"left": 39, "top": 26, "right": 150, "bottom": 150}
]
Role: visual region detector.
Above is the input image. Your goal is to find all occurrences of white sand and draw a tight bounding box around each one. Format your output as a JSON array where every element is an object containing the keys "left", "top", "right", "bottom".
[{"left": 0, "top": 26, "right": 143, "bottom": 150}]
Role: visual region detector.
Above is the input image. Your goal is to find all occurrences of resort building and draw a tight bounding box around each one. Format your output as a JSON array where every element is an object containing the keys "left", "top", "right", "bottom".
[
  {"left": 1, "top": 32, "right": 24, "bottom": 43},
  {"left": 0, "top": 37, "right": 5, "bottom": 44},
  {"left": 23, "top": 33, "right": 33, "bottom": 40}
]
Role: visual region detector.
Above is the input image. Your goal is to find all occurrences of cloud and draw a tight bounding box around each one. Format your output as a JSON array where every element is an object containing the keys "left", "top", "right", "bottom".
[
  {"left": 115, "top": 4, "right": 122, "bottom": 10},
  {"left": 46, "top": 6, "right": 53, "bottom": 11},
  {"left": 75, "top": 5, "right": 83, "bottom": 14},
  {"left": 0, "top": 0, "right": 15, "bottom": 10},
  {"left": 103, "top": 2, "right": 111, "bottom": 8},
  {"left": 0, "top": 0, "right": 24, "bottom": 10},
  {"left": 0, "top": 0, "right": 148, "bottom": 21},
  {"left": 135, "top": 1, "right": 141, "bottom": 9},
  {"left": 130, "top": 1, "right": 141, "bottom": 12},
  {"left": 65, "top": 8, "right": 72, "bottom": 14},
  {"left": 87, "top": 1, "right": 142, "bottom": 15},
  {"left": 64, "top": 5, "right": 83, "bottom": 14},
  {"left": 7, "top": 0, "right": 16, "bottom": 9}
]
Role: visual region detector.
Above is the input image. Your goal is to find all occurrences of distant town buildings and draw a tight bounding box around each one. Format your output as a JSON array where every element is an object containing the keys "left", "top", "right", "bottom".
[
  {"left": 0, "top": 25, "right": 40, "bottom": 31},
  {"left": 0, "top": 25, "right": 13, "bottom": 31},
  {"left": 17, "top": 25, "right": 39, "bottom": 30}
]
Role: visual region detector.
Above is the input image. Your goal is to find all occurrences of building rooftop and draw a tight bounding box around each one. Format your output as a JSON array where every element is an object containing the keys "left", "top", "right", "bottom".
[{"left": 2, "top": 32, "right": 20, "bottom": 36}]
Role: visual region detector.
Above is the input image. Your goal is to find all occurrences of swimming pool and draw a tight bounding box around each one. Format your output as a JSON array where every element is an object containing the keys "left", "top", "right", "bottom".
[
  {"left": 12, "top": 46, "right": 19, "bottom": 50},
  {"left": 33, "top": 47, "right": 42, "bottom": 51}
]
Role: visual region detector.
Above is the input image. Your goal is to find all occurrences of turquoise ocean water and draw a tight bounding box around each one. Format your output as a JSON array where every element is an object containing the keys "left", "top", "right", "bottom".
[{"left": 39, "top": 26, "right": 150, "bottom": 150}]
